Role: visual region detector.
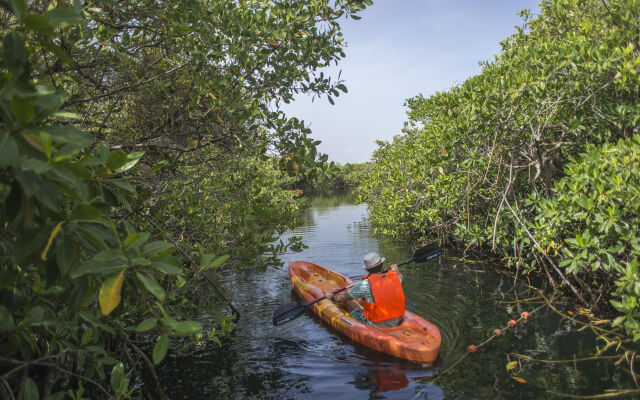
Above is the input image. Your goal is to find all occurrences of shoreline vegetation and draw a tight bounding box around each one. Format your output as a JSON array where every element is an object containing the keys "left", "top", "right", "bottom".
[
  {"left": 359, "top": 0, "right": 640, "bottom": 392},
  {"left": 0, "top": 0, "right": 372, "bottom": 398}
]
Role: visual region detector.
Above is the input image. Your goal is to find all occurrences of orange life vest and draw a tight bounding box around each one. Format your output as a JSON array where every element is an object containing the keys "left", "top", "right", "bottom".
[{"left": 361, "top": 270, "right": 406, "bottom": 323}]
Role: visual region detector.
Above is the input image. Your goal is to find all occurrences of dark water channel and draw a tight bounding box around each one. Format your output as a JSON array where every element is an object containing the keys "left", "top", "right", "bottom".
[{"left": 158, "top": 190, "right": 631, "bottom": 399}]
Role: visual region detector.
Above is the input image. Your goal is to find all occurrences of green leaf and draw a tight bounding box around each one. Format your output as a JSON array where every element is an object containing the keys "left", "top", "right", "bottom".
[
  {"left": 135, "top": 318, "right": 157, "bottom": 332},
  {"left": 24, "top": 14, "right": 55, "bottom": 36},
  {"left": 152, "top": 334, "right": 168, "bottom": 364},
  {"left": 80, "top": 327, "right": 94, "bottom": 346},
  {"left": 52, "top": 111, "right": 83, "bottom": 119},
  {"left": 25, "top": 126, "right": 92, "bottom": 147},
  {"left": 56, "top": 234, "right": 74, "bottom": 276},
  {"left": 72, "top": 259, "right": 126, "bottom": 278},
  {"left": 151, "top": 258, "right": 183, "bottom": 275},
  {"left": 39, "top": 39, "right": 75, "bottom": 68},
  {"left": 70, "top": 204, "right": 102, "bottom": 221},
  {"left": 23, "top": 305, "right": 45, "bottom": 326},
  {"left": 0, "top": 270, "right": 18, "bottom": 291},
  {"left": 33, "top": 94, "right": 64, "bottom": 122},
  {"left": 0, "top": 132, "right": 20, "bottom": 168},
  {"left": 111, "top": 179, "right": 136, "bottom": 193},
  {"left": 8, "top": 0, "right": 26, "bottom": 20},
  {"left": 110, "top": 362, "right": 125, "bottom": 394},
  {"left": 151, "top": 160, "right": 168, "bottom": 172},
  {"left": 21, "top": 158, "right": 51, "bottom": 175},
  {"left": 135, "top": 271, "right": 166, "bottom": 301},
  {"left": 24, "top": 378, "right": 39, "bottom": 400},
  {"left": 123, "top": 232, "right": 149, "bottom": 250},
  {"left": 141, "top": 241, "right": 176, "bottom": 258},
  {"left": 0, "top": 305, "right": 16, "bottom": 331},
  {"left": 170, "top": 320, "right": 202, "bottom": 336},
  {"left": 12, "top": 96, "right": 35, "bottom": 125},
  {"left": 43, "top": 8, "right": 83, "bottom": 28},
  {"left": 116, "top": 151, "right": 145, "bottom": 172},
  {"left": 612, "top": 315, "right": 626, "bottom": 326},
  {"left": 14, "top": 226, "right": 50, "bottom": 262},
  {"left": 2, "top": 31, "right": 27, "bottom": 76},
  {"left": 0, "top": 183, "right": 9, "bottom": 203},
  {"left": 203, "top": 254, "right": 230, "bottom": 270},
  {"left": 106, "top": 150, "right": 128, "bottom": 170}
]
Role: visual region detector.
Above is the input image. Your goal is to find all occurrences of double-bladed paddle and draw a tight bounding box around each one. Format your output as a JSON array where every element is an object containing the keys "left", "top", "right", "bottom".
[{"left": 272, "top": 243, "right": 442, "bottom": 326}]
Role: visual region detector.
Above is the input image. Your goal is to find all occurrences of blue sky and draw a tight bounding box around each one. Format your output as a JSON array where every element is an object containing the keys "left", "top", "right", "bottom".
[{"left": 283, "top": 0, "right": 541, "bottom": 164}]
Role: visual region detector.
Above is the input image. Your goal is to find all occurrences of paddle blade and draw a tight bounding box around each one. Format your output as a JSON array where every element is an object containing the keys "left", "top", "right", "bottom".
[
  {"left": 413, "top": 243, "right": 440, "bottom": 259},
  {"left": 272, "top": 301, "right": 308, "bottom": 326},
  {"left": 414, "top": 247, "right": 442, "bottom": 263}
]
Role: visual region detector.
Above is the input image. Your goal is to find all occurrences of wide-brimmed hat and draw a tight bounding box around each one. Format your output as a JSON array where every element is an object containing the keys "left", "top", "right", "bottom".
[{"left": 363, "top": 252, "right": 385, "bottom": 270}]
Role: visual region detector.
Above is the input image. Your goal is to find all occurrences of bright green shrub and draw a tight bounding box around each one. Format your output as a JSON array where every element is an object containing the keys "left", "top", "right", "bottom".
[
  {"left": 361, "top": 0, "right": 640, "bottom": 336},
  {"left": 532, "top": 135, "right": 640, "bottom": 338}
]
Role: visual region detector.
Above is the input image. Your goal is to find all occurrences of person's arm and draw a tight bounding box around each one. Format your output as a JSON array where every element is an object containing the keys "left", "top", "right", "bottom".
[
  {"left": 389, "top": 264, "right": 404, "bottom": 284},
  {"left": 326, "top": 280, "right": 365, "bottom": 302},
  {"left": 325, "top": 290, "right": 352, "bottom": 303}
]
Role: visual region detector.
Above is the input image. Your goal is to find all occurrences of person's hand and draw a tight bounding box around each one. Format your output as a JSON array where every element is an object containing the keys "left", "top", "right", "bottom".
[{"left": 389, "top": 264, "right": 399, "bottom": 273}]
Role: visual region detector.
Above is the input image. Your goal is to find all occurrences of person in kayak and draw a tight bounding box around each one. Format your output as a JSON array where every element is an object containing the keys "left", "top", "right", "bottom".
[{"left": 325, "top": 252, "right": 405, "bottom": 328}]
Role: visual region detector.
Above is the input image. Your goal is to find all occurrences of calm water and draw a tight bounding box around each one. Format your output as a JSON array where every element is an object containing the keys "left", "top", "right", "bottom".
[{"left": 158, "top": 190, "right": 631, "bottom": 399}]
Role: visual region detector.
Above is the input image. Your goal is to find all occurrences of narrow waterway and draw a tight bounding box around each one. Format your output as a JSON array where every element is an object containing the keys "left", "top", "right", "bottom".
[{"left": 158, "top": 190, "right": 630, "bottom": 399}]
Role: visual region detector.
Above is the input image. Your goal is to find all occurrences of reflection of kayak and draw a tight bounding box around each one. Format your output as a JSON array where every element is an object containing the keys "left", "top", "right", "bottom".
[{"left": 289, "top": 261, "right": 441, "bottom": 363}]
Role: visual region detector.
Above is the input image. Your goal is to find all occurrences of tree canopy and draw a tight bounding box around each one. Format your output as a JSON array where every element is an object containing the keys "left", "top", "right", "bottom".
[{"left": 0, "top": 0, "right": 371, "bottom": 397}]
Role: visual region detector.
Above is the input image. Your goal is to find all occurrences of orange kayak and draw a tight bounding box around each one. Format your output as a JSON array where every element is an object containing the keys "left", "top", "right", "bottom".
[{"left": 289, "top": 261, "right": 441, "bottom": 363}]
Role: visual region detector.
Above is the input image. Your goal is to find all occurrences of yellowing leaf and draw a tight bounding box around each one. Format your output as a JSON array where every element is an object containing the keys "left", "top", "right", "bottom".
[
  {"left": 266, "top": 39, "right": 278, "bottom": 46},
  {"left": 99, "top": 271, "right": 125, "bottom": 315},
  {"left": 208, "top": 92, "right": 217, "bottom": 100},
  {"left": 216, "top": 113, "right": 224, "bottom": 123},
  {"left": 506, "top": 361, "right": 518, "bottom": 371},
  {"left": 41, "top": 221, "right": 64, "bottom": 261},
  {"left": 512, "top": 376, "right": 526, "bottom": 384}
]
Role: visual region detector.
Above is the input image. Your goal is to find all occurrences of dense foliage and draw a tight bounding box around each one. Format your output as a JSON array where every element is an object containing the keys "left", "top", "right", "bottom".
[
  {"left": 306, "top": 161, "right": 371, "bottom": 189},
  {"left": 0, "top": 0, "right": 370, "bottom": 398},
  {"left": 361, "top": 0, "right": 640, "bottom": 341}
]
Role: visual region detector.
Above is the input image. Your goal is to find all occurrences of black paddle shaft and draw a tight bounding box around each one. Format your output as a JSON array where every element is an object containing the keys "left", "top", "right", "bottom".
[{"left": 272, "top": 284, "right": 353, "bottom": 326}]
